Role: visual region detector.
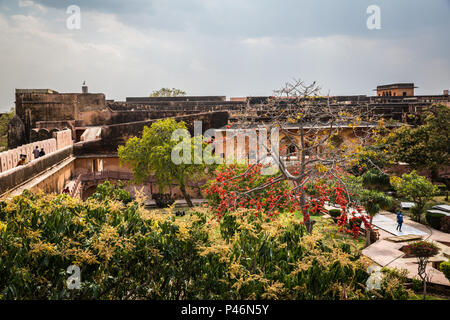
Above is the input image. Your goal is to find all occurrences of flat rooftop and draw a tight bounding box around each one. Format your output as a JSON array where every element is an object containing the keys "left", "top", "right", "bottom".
[
  {"left": 15, "top": 89, "right": 59, "bottom": 94},
  {"left": 376, "top": 83, "right": 417, "bottom": 90}
]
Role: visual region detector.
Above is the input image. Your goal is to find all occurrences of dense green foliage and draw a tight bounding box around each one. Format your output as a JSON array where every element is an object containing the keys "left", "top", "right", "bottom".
[
  {"left": 440, "top": 261, "right": 450, "bottom": 282},
  {"left": 361, "top": 169, "right": 391, "bottom": 192},
  {"left": 440, "top": 216, "right": 450, "bottom": 233},
  {"left": 377, "top": 268, "right": 411, "bottom": 300},
  {"left": 328, "top": 209, "right": 341, "bottom": 218},
  {"left": 0, "top": 108, "right": 14, "bottom": 151},
  {"left": 388, "top": 104, "right": 449, "bottom": 177},
  {"left": 150, "top": 88, "right": 186, "bottom": 97},
  {"left": 358, "top": 189, "right": 392, "bottom": 218},
  {"left": 425, "top": 211, "right": 446, "bottom": 230},
  {"left": 118, "top": 118, "right": 214, "bottom": 207},
  {"left": 90, "top": 181, "right": 132, "bottom": 204},
  {"left": 390, "top": 171, "right": 438, "bottom": 222},
  {"left": 0, "top": 188, "right": 411, "bottom": 300}
]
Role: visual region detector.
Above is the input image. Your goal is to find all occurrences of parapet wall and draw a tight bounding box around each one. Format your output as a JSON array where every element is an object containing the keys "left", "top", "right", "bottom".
[
  {"left": 101, "top": 111, "right": 229, "bottom": 146},
  {"left": 0, "top": 145, "right": 73, "bottom": 195},
  {"left": 73, "top": 111, "right": 230, "bottom": 155},
  {"left": 53, "top": 129, "right": 73, "bottom": 150},
  {"left": 0, "top": 129, "right": 72, "bottom": 173},
  {"left": 0, "top": 138, "right": 56, "bottom": 173}
]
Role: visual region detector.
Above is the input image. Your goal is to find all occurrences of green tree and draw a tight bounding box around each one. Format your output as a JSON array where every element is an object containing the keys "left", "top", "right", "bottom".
[
  {"left": 150, "top": 88, "right": 186, "bottom": 97},
  {"left": 118, "top": 118, "right": 214, "bottom": 207},
  {"left": 404, "top": 241, "right": 439, "bottom": 300},
  {"left": 0, "top": 108, "right": 15, "bottom": 151},
  {"left": 90, "top": 180, "right": 132, "bottom": 204},
  {"left": 390, "top": 171, "right": 438, "bottom": 223},
  {"left": 362, "top": 169, "right": 391, "bottom": 192},
  {"left": 359, "top": 189, "right": 392, "bottom": 247},
  {"left": 440, "top": 261, "right": 450, "bottom": 282},
  {"left": 388, "top": 104, "right": 449, "bottom": 197}
]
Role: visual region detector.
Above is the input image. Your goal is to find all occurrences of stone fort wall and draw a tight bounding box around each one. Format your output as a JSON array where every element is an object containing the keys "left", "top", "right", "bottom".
[{"left": 0, "top": 129, "right": 72, "bottom": 173}]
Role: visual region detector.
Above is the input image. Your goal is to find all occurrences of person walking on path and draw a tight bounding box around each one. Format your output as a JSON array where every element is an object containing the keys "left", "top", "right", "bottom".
[
  {"left": 33, "top": 146, "right": 40, "bottom": 160},
  {"left": 39, "top": 148, "right": 46, "bottom": 157},
  {"left": 396, "top": 211, "right": 403, "bottom": 232}
]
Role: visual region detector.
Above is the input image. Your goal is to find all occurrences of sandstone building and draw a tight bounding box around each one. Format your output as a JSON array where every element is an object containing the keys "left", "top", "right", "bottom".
[{"left": 1, "top": 83, "right": 448, "bottom": 201}]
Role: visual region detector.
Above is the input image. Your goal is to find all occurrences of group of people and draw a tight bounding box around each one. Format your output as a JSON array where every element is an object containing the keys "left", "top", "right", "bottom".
[
  {"left": 33, "top": 146, "right": 46, "bottom": 159},
  {"left": 16, "top": 146, "right": 46, "bottom": 167}
]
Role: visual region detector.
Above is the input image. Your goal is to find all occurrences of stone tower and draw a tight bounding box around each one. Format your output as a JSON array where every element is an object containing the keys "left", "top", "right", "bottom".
[{"left": 8, "top": 115, "right": 27, "bottom": 149}]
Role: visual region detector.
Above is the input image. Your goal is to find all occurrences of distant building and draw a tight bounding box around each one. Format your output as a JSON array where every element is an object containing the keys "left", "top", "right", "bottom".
[
  {"left": 9, "top": 82, "right": 450, "bottom": 150},
  {"left": 375, "top": 83, "right": 416, "bottom": 97}
]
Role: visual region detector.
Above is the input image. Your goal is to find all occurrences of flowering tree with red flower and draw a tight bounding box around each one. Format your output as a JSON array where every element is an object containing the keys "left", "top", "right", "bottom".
[
  {"left": 403, "top": 241, "right": 440, "bottom": 300},
  {"left": 203, "top": 164, "right": 297, "bottom": 220},
  {"left": 215, "top": 79, "right": 382, "bottom": 233}
]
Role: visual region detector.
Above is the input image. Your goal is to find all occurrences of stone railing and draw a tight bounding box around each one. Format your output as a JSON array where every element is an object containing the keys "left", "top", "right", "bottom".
[
  {"left": 0, "top": 145, "right": 73, "bottom": 196},
  {"left": 0, "top": 129, "right": 72, "bottom": 173},
  {"left": 79, "top": 170, "right": 134, "bottom": 182},
  {"left": 69, "top": 174, "right": 83, "bottom": 198}
]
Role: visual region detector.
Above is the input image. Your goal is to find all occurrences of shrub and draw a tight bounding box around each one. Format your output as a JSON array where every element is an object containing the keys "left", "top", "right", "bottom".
[
  {"left": 440, "top": 261, "right": 450, "bottom": 282},
  {"left": 403, "top": 241, "right": 440, "bottom": 258},
  {"left": 435, "top": 184, "right": 447, "bottom": 196},
  {"left": 440, "top": 216, "right": 450, "bottom": 233},
  {"left": 390, "top": 171, "right": 438, "bottom": 223},
  {"left": 328, "top": 209, "right": 341, "bottom": 218},
  {"left": 425, "top": 211, "right": 445, "bottom": 230},
  {"left": 385, "top": 198, "right": 401, "bottom": 213},
  {"left": 362, "top": 169, "right": 391, "bottom": 191},
  {"left": 152, "top": 193, "right": 175, "bottom": 208},
  {"left": 90, "top": 180, "right": 132, "bottom": 204},
  {"left": 373, "top": 268, "right": 412, "bottom": 300},
  {"left": 411, "top": 277, "right": 423, "bottom": 291},
  {"left": 0, "top": 190, "right": 407, "bottom": 300}
]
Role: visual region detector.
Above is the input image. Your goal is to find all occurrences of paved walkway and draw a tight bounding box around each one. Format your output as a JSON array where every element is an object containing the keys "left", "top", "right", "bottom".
[
  {"left": 362, "top": 212, "right": 450, "bottom": 287},
  {"left": 369, "top": 214, "right": 427, "bottom": 237}
]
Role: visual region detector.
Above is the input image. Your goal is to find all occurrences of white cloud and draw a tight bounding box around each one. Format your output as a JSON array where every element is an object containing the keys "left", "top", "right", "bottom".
[
  {"left": 241, "top": 37, "right": 274, "bottom": 47},
  {"left": 18, "top": 0, "right": 34, "bottom": 8},
  {"left": 0, "top": 2, "right": 448, "bottom": 111},
  {"left": 18, "top": 0, "right": 46, "bottom": 12}
]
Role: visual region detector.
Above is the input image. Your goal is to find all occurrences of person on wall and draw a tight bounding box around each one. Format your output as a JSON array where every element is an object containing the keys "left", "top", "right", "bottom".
[
  {"left": 33, "top": 146, "right": 40, "bottom": 160},
  {"left": 16, "top": 154, "right": 27, "bottom": 166}
]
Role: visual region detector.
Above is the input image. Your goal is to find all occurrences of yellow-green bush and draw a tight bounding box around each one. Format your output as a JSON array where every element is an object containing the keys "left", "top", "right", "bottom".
[{"left": 0, "top": 189, "right": 410, "bottom": 300}]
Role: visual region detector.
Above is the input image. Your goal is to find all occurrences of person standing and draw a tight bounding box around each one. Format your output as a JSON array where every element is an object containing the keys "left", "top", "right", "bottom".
[
  {"left": 39, "top": 148, "right": 46, "bottom": 157},
  {"left": 33, "top": 146, "right": 40, "bottom": 160},
  {"left": 396, "top": 211, "right": 403, "bottom": 232}
]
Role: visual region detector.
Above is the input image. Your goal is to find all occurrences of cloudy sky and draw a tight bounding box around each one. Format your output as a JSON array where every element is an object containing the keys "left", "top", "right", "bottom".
[{"left": 0, "top": 0, "right": 449, "bottom": 112}]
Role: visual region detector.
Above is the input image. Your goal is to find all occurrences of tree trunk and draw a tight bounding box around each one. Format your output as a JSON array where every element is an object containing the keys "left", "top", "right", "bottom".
[
  {"left": 418, "top": 257, "right": 428, "bottom": 300},
  {"left": 179, "top": 183, "right": 193, "bottom": 207},
  {"left": 298, "top": 122, "right": 314, "bottom": 234},
  {"left": 423, "top": 279, "right": 427, "bottom": 300},
  {"left": 305, "top": 219, "right": 316, "bottom": 234},
  {"left": 365, "top": 229, "right": 371, "bottom": 248},
  {"left": 365, "top": 217, "right": 374, "bottom": 248}
]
